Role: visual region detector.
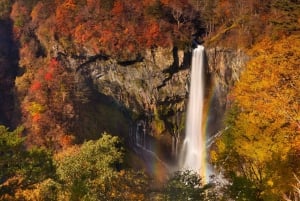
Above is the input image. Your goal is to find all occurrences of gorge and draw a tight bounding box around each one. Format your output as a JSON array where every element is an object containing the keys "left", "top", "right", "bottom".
[{"left": 1, "top": 0, "right": 299, "bottom": 200}]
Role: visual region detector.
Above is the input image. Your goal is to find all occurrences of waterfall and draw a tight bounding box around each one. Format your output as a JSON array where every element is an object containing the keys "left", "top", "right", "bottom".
[
  {"left": 132, "top": 120, "right": 170, "bottom": 179},
  {"left": 179, "top": 45, "right": 206, "bottom": 177}
]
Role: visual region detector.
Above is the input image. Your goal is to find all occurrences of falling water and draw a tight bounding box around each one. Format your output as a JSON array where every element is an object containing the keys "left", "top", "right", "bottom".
[{"left": 180, "top": 45, "right": 206, "bottom": 177}]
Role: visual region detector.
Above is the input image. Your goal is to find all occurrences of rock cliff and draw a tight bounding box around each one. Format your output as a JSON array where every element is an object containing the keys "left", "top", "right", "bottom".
[
  {"left": 54, "top": 46, "right": 190, "bottom": 160},
  {"left": 206, "top": 47, "right": 249, "bottom": 106},
  {"left": 205, "top": 47, "right": 249, "bottom": 137},
  {"left": 52, "top": 44, "right": 249, "bottom": 160}
]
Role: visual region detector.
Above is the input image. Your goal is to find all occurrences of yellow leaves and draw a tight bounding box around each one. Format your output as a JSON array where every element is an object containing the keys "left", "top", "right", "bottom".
[
  {"left": 53, "top": 144, "right": 79, "bottom": 161},
  {"left": 26, "top": 102, "right": 45, "bottom": 117},
  {"left": 233, "top": 109, "right": 291, "bottom": 163},
  {"left": 216, "top": 139, "right": 226, "bottom": 154},
  {"left": 151, "top": 108, "right": 166, "bottom": 136},
  {"left": 210, "top": 150, "right": 218, "bottom": 163},
  {"left": 10, "top": 179, "right": 60, "bottom": 201},
  {"left": 233, "top": 35, "right": 300, "bottom": 129},
  {"left": 213, "top": 35, "right": 300, "bottom": 198},
  {"left": 14, "top": 186, "right": 40, "bottom": 201},
  {"left": 118, "top": 169, "right": 126, "bottom": 177},
  {"left": 152, "top": 118, "right": 165, "bottom": 135}
]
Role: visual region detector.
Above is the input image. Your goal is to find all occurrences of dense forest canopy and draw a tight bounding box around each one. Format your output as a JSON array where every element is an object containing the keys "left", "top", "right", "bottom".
[
  {"left": 0, "top": 0, "right": 299, "bottom": 200},
  {"left": 212, "top": 35, "right": 300, "bottom": 200}
]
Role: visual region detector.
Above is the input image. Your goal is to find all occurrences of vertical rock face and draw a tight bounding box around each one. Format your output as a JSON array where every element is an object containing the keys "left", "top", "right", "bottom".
[
  {"left": 66, "top": 47, "right": 188, "bottom": 120},
  {"left": 205, "top": 47, "right": 249, "bottom": 136},
  {"left": 206, "top": 47, "right": 249, "bottom": 106},
  {"left": 55, "top": 47, "right": 189, "bottom": 164},
  {"left": 55, "top": 46, "right": 190, "bottom": 159},
  {"left": 50, "top": 44, "right": 248, "bottom": 161},
  {"left": 61, "top": 44, "right": 247, "bottom": 138}
]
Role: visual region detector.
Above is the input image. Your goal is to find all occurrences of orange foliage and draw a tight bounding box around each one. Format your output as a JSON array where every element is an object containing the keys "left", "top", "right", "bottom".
[
  {"left": 49, "top": 0, "right": 196, "bottom": 57},
  {"left": 99, "top": 30, "right": 114, "bottom": 45},
  {"left": 19, "top": 56, "right": 77, "bottom": 150},
  {"left": 49, "top": 58, "right": 58, "bottom": 69},
  {"left": 161, "top": 0, "right": 171, "bottom": 4},
  {"left": 161, "top": 0, "right": 186, "bottom": 7},
  {"left": 44, "top": 72, "right": 53, "bottom": 81},
  {"left": 145, "top": 21, "right": 160, "bottom": 47},
  {"left": 143, "top": 0, "right": 156, "bottom": 6},
  {"left": 86, "top": 0, "right": 96, "bottom": 8},
  {"left": 10, "top": 2, "right": 28, "bottom": 22},
  {"left": 74, "top": 23, "right": 100, "bottom": 44},
  {"left": 30, "top": 81, "right": 42, "bottom": 92},
  {"left": 219, "top": 0, "right": 232, "bottom": 18},
  {"left": 10, "top": 1, "right": 29, "bottom": 38},
  {"left": 32, "top": 113, "right": 41, "bottom": 122},
  {"left": 74, "top": 24, "right": 87, "bottom": 43},
  {"left": 59, "top": 134, "right": 74, "bottom": 149},
  {"left": 19, "top": 44, "right": 36, "bottom": 66},
  {"left": 112, "top": 0, "right": 124, "bottom": 16},
  {"left": 31, "top": 2, "right": 44, "bottom": 25},
  {"left": 214, "top": 36, "right": 300, "bottom": 198},
  {"left": 55, "top": 0, "right": 78, "bottom": 35}
]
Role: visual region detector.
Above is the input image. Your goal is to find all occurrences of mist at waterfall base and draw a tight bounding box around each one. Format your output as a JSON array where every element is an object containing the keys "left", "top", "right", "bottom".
[
  {"left": 131, "top": 120, "right": 171, "bottom": 182},
  {"left": 131, "top": 45, "right": 223, "bottom": 183},
  {"left": 179, "top": 45, "right": 212, "bottom": 182}
]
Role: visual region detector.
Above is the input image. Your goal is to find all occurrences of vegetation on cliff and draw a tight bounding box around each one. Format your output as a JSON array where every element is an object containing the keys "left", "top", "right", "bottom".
[
  {"left": 0, "top": 0, "right": 299, "bottom": 200},
  {"left": 0, "top": 127, "right": 151, "bottom": 200},
  {"left": 212, "top": 35, "right": 300, "bottom": 200},
  {"left": 0, "top": 126, "right": 220, "bottom": 200}
]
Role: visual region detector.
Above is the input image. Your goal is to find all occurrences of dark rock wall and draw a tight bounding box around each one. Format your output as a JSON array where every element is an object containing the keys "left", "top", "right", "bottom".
[
  {"left": 0, "top": 19, "right": 19, "bottom": 128},
  {"left": 53, "top": 44, "right": 249, "bottom": 160},
  {"left": 205, "top": 47, "right": 249, "bottom": 136}
]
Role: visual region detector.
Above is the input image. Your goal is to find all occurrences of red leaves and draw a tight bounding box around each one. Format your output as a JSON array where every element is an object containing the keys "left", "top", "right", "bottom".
[
  {"left": 50, "top": 0, "right": 195, "bottom": 57},
  {"left": 49, "top": 58, "right": 58, "bottom": 69},
  {"left": 45, "top": 58, "right": 58, "bottom": 81},
  {"left": 55, "top": 0, "right": 78, "bottom": 35},
  {"left": 112, "top": 0, "right": 124, "bottom": 16},
  {"left": 30, "top": 81, "right": 41, "bottom": 92},
  {"left": 32, "top": 113, "right": 41, "bottom": 122},
  {"left": 44, "top": 72, "right": 53, "bottom": 81},
  {"left": 29, "top": 58, "right": 59, "bottom": 94},
  {"left": 59, "top": 135, "right": 74, "bottom": 149},
  {"left": 22, "top": 56, "right": 76, "bottom": 149},
  {"left": 145, "top": 21, "right": 160, "bottom": 47}
]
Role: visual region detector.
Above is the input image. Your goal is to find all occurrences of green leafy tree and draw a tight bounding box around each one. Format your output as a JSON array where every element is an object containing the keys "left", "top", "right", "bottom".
[
  {"left": 0, "top": 125, "right": 55, "bottom": 200},
  {"left": 162, "top": 170, "right": 218, "bottom": 201},
  {"left": 55, "top": 133, "right": 149, "bottom": 200}
]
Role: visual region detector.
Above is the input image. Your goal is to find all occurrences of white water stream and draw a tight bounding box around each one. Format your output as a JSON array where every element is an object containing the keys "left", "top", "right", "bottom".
[{"left": 180, "top": 45, "right": 206, "bottom": 176}]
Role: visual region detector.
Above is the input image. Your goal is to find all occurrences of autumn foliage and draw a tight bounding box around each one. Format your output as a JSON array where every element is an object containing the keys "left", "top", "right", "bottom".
[
  {"left": 8, "top": 0, "right": 202, "bottom": 149},
  {"left": 2, "top": 0, "right": 300, "bottom": 200},
  {"left": 212, "top": 35, "right": 300, "bottom": 200},
  {"left": 51, "top": 0, "right": 197, "bottom": 57},
  {"left": 20, "top": 57, "right": 76, "bottom": 149}
]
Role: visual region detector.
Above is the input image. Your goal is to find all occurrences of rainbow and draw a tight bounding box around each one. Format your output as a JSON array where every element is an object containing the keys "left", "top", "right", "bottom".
[{"left": 202, "top": 81, "right": 219, "bottom": 182}]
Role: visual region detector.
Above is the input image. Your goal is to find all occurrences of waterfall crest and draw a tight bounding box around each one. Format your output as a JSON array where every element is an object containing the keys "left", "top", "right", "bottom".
[{"left": 179, "top": 45, "right": 206, "bottom": 177}]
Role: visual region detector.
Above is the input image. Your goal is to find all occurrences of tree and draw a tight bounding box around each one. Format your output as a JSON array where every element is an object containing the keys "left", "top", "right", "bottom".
[
  {"left": 213, "top": 35, "right": 300, "bottom": 200},
  {"left": 55, "top": 133, "right": 149, "bottom": 200},
  {"left": 162, "top": 170, "right": 218, "bottom": 201},
  {"left": 270, "top": 0, "right": 300, "bottom": 37},
  {"left": 0, "top": 125, "right": 55, "bottom": 200},
  {"left": 21, "top": 57, "right": 76, "bottom": 150},
  {"left": 0, "top": 0, "right": 13, "bottom": 18}
]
